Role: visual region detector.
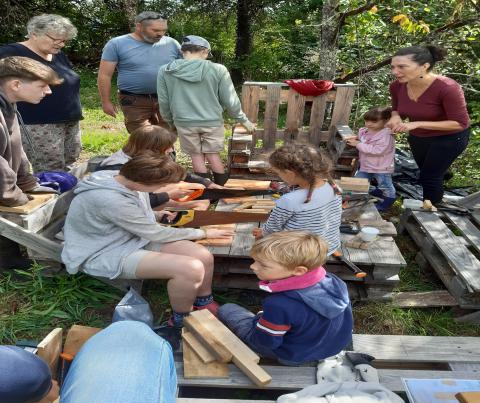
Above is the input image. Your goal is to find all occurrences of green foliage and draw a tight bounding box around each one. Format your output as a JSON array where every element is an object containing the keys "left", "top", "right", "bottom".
[{"left": 0, "top": 265, "right": 122, "bottom": 343}]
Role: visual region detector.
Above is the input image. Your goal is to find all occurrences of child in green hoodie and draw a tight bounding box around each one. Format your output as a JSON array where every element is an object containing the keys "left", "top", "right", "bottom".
[{"left": 157, "top": 35, "right": 255, "bottom": 185}]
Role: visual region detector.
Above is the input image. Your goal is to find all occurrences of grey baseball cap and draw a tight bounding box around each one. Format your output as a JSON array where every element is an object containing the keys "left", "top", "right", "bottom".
[{"left": 182, "top": 35, "right": 213, "bottom": 58}]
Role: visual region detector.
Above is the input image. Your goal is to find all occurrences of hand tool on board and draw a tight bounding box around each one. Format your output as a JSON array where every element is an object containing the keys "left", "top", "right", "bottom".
[
  {"left": 159, "top": 209, "right": 270, "bottom": 227},
  {"left": 332, "top": 250, "right": 367, "bottom": 278}
]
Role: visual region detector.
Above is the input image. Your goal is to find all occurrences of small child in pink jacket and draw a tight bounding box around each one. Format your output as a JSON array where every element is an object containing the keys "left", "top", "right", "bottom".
[{"left": 346, "top": 106, "right": 396, "bottom": 211}]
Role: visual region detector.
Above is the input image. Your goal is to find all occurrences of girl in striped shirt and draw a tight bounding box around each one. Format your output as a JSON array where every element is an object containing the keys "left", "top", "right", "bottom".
[{"left": 253, "top": 142, "right": 342, "bottom": 255}]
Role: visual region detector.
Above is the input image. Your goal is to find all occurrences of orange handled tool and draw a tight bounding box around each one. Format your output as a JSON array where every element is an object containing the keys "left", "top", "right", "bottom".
[
  {"left": 333, "top": 250, "right": 367, "bottom": 278},
  {"left": 175, "top": 188, "right": 205, "bottom": 202}
]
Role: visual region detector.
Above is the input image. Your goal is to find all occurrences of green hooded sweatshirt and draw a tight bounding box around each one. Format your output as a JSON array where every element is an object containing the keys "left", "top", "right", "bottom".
[{"left": 157, "top": 59, "right": 248, "bottom": 127}]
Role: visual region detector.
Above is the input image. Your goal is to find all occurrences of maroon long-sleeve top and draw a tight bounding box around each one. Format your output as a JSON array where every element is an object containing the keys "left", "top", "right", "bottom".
[{"left": 389, "top": 76, "right": 470, "bottom": 137}]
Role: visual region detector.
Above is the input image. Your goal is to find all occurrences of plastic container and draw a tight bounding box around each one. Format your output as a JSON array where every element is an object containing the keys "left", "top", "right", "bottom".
[
  {"left": 402, "top": 199, "right": 424, "bottom": 209},
  {"left": 360, "top": 227, "right": 380, "bottom": 242}
]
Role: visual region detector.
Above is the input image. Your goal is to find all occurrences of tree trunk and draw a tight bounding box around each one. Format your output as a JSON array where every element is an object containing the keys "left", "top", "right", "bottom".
[
  {"left": 232, "top": 0, "right": 253, "bottom": 85},
  {"left": 318, "top": 0, "right": 340, "bottom": 80},
  {"left": 123, "top": 0, "right": 138, "bottom": 28}
]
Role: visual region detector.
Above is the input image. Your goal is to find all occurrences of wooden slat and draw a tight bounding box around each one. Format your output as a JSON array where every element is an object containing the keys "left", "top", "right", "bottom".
[
  {"left": 241, "top": 84, "right": 260, "bottom": 123},
  {"left": 308, "top": 94, "right": 328, "bottom": 145},
  {"left": 263, "top": 85, "right": 281, "bottom": 150},
  {"left": 37, "top": 328, "right": 63, "bottom": 378},
  {"left": 392, "top": 290, "right": 458, "bottom": 308},
  {"left": 182, "top": 329, "right": 217, "bottom": 364},
  {"left": 176, "top": 362, "right": 480, "bottom": 392},
  {"left": 329, "top": 86, "right": 355, "bottom": 128},
  {"left": 0, "top": 193, "right": 56, "bottom": 214},
  {"left": 63, "top": 325, "right": 101, "bottom": 356},
  {"left": 183, "top": 339, "right": 229, "bottom": 378},
  {"left": 352, "top": 334, "right": 480, "bottom": 362},
  {"left": 284, "top": 89, "right": 306, "bottom": 142},
  {"left": 444, "top": 213, "right": 480, "bottom": 255},
  {"left": 224, "top": 179, "right": 271, "bottom": 190},
  {"left": 413, "top": 211, "right": 480, "bottom": 292},
  {"left": 0, "top": 215, "right": 62, "bottom": 261}
]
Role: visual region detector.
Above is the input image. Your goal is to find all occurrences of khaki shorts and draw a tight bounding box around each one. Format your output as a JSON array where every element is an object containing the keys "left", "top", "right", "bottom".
[
  {"left": 118, "top": 242, "right": 165, "bottom": 279},
  {"left": 176, "top": 126, "right": 225, "bottom": 154}
]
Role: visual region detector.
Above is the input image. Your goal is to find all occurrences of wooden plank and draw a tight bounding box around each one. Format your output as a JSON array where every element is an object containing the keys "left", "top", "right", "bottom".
[
  {"left": 183, "top": 339, "right": 229, "bottom": 378},
  {"left": 241, "top": 84, "right": 260, "bottom": 123},
  {"left": 37, "top": 328, "right": 63, "bottom": 378},
  {"left": 358, "top": 219, "right": 397, "bottom": 236},
  {"left": 175, "top": 362, "right": 480, "bottom": 392},
  {"left": 456, "top": 191, "right": 480, "bottom": 209},
  {"left": 0, "top": 215, "right": 62, "bottom": 261},
  {"left": 392, "top": 290, "right": 458, "bottom": 308},
  {"left": 308, "top": 94, "right": 327, "bottom": 145},
  {"left": 444, "top": 213, "right": 480, "bottom": 255},
  {"left": 263, "top": 85, "right": 282, "bottom": 150},
  {"left": 182, "top": 329, "right": 217, "bottom": 364},
  {"left": 329, "top": 86, "right": 355, "bottom": 128},
  {"left": 284, "top": 89, "right": 306, "bottom": 142},
  {"left": 338, "top": 177, "right": 370, "bottom": 193},
  {"left": 352, "top": 334, "right": 480, "bottom": 362},
  {"left": 224, "top": 179, "right": 271, "bottom": 190},
  {"left": 0, "top": 193, "right": 56, "bottom": 214},
  {"left": 456, "top": 392, "right": 480, "bottom": 403},
  {"left": 232, "top": 356, "right": 272, "bottom": 386},
  {"left": 184, "top": 310, "right": 259, "bottom": 364},
  {"left": 63, "top": 325, "right": 102, "bottom": 356},
  {"left": 367, "top": 237, "right": 406, "bottom": 267},
  {"left": 413, "top": 211, "right": 480, "bottom": 292}
]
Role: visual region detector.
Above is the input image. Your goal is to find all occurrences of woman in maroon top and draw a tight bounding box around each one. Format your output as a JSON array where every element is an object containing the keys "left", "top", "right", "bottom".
[{"left": 387, "top": 45, "right": 470, "bottom": 204}]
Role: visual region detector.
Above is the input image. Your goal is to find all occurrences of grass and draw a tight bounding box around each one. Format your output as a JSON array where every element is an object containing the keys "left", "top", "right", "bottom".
[{"left": 1, "top": 68, "right": 479, "bottom": 343}]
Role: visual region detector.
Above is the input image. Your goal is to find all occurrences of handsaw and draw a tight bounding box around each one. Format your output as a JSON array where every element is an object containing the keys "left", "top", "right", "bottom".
[
  {"left": 159, "top": 209, "right": 270, "bottom": 227},
  {"left": 177, "top": 188, "right": 277, "bottom": 202},
  {"left": 332, "top": 250, "right": 367, "bottom": 278}
]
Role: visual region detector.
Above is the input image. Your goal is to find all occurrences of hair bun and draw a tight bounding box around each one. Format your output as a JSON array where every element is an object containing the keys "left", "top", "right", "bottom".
[{"left": 426, "top": 45, "right": 447, "bottom": 62}]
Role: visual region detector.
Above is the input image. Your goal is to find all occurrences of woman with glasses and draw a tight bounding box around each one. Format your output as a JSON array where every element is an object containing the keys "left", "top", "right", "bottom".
[{"left": 0, "top": 14, "right": 82, "bottom": 172}]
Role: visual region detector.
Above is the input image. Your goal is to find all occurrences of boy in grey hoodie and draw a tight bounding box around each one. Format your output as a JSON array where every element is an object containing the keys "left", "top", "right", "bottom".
[
  {"left": 157, "top": 35, "right": 255, "bottom": 185},
  {"left": 62, "top": 152, "right": 233, "bottom": 328}
]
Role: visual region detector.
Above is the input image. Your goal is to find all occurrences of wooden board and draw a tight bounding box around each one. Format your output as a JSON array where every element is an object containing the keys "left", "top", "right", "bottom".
[
  {"left": 222, "top": 196, "right": 259, "bottom": 204},
  {"left": 184, "top": 310, "right": 258, "bottom": 364},
  {"left": 358, "top": 218, "right": 397, "bottom": 236},
  {"left": 183, "top": 339, "right": 229, "bottom": 378},
  {"left": 197, "top": 224, "right": 235, "bottom": 246},
  {"left": 0, "top": 193, "right": 56, "bottom": 214},
  {"left": 63, "top": 325, "right": 102, "bottom": 356},
  {"left": 224, "top": 179, "right": 271, "bottom": 190},
  {"left": 182, "top": 329, "right": 217, "bottom": 363},
  {"left": 444, "top": 212, "right": 480, "bottom": 255},
  {"left": 37, "top": 328, "right": 63, "bottom": 378},
  {"left": 392, "top": 290, "right": 458, "bottom": 308},
  {"left": 338, "top": 177, "right": 370, "bottom": 193},
  {"left": 413, "top": 211, "right": 480, "bottom": 292}
]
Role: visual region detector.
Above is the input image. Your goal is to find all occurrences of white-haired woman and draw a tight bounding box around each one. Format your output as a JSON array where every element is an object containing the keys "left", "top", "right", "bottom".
[{"left": 0, "top": 14, "right": 82, "bottom": 172}]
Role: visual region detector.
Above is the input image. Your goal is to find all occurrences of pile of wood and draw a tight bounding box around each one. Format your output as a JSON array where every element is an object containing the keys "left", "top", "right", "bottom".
[{"left": 182, "top": 309, "right": 271, "bottom": 386}]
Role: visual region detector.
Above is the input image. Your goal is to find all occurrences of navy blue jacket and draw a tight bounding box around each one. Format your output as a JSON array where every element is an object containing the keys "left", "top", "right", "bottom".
[{"left": 247, "top": 273, "right": 353, "bottom": 363}]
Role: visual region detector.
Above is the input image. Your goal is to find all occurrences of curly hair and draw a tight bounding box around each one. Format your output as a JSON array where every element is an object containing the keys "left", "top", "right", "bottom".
[{"left": 268, "top": 142, "right": 333, "bottom": 203}]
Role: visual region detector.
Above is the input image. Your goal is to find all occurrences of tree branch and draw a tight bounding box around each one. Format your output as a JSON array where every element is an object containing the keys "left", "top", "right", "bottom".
[
  {"left": 338, "top": 1, "right": 376, "bottom": 29},
  {"left": 336, "top": 16, "right": 480, "bottom": 82}
]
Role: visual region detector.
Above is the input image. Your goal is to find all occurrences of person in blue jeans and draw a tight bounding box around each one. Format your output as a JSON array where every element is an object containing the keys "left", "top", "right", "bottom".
[
  {"left": 61, "top": 321, "right": 177, "bottom": 402},
  {"left": 0, "top": 321, "right": 177, "bottom": 403}
]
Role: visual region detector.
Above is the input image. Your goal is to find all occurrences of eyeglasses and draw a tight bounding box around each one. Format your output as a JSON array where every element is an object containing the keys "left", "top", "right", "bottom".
[{"left": 45, "top": 34, "right": 68, "bottom": 45}]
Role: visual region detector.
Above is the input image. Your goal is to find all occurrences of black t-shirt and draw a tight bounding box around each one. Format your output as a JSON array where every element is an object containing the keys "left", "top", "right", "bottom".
[{"left": 0, "top": 43, "right": 83, "bottom": 124}]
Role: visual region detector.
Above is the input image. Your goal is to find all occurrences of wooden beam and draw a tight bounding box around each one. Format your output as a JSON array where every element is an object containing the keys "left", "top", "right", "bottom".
[{"left": 37, "top": 328, "right": 63, "bottom": 378}]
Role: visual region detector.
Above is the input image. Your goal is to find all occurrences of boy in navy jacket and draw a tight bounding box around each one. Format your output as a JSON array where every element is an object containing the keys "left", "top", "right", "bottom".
[{"left": 218, "top": 231, "right": 353, "bottom": 365}]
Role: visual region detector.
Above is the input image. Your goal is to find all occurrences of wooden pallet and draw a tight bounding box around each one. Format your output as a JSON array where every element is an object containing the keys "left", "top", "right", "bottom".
[
  {"left": 175, "top": 333, "right": 480, "bottom": 400},
  {"left": 207, "top": 197, "right": 405, "bottom": 301},
  {"left": 399, "top": 209, "right": 480, "bottom": 310},
  {"left": 227, "top": 82, "right": 358, "bottom": 179}
]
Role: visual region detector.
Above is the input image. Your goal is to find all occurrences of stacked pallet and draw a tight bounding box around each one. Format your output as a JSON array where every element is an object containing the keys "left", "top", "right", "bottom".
[
  {"left": 182, "top": 310, "right": 271, "bottom": 386},
  {"left": 399, "top": 203, "right": 480, "bottom": 321}
]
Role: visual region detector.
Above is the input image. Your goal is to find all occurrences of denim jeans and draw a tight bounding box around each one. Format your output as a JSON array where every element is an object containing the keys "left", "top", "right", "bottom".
[
  {"left": 61, "top": 321, "right": 177, "bottom": 403},
  {"left": 408, "top": 129, "right": 470, "bottom": 203},
  {"left": 355, "top": 171, "right": 396, "bottom": 198}
]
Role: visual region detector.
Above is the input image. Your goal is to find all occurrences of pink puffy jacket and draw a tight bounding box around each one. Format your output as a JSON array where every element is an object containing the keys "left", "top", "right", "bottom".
[{"left": 356, "top": 127, "right": 395, "bottom": 173}]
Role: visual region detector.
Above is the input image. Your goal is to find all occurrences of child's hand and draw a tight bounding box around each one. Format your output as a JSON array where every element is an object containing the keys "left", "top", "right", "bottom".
[
  {"left": 205, "top": 229, "right": 235, "bottom": 239},
  {"left": 252, "top": 228, "right": 263, "bottom": 239},
  {"left": 346, "top": 138, "right": 360, "bottom": 146}
]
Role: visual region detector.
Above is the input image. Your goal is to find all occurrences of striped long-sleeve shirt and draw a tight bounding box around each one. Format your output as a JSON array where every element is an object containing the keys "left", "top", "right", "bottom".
[{"left": 262, "top": 184, "right": 342, "bottom": 255}]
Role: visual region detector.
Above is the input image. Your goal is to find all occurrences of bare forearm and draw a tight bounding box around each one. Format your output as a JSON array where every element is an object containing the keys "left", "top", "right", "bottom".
[
  {"left": 412, "top": 120, "right": 464, "bottom": 132},
  {"left": 97, "top": 74, "right": 113, "bottom": 104}
]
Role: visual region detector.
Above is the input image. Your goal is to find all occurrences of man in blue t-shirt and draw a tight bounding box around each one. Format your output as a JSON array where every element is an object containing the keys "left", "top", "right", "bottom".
[{"left": 98, "top": 11, "right": 181, "bottom": 133}]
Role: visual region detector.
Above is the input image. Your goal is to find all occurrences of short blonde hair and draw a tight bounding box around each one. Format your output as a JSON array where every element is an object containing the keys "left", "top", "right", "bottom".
[{"left": 251, "top": 231, "right": 328, "bottom": 270}]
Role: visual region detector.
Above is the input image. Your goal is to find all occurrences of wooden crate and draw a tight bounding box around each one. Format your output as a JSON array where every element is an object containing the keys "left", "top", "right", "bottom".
[
  {"left": 227, "top": 82, "right": 358, "bottom": 179},
  {"left": 399, "top": 209, "right": 480, "bottom": 310}
]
